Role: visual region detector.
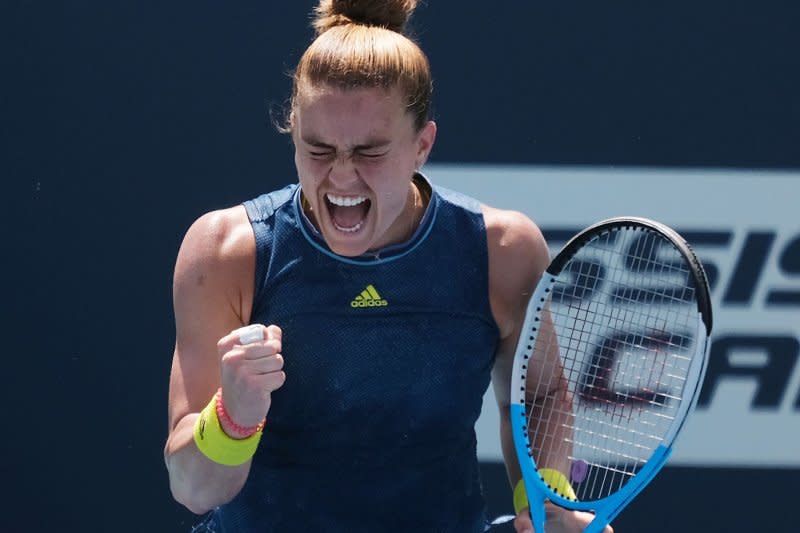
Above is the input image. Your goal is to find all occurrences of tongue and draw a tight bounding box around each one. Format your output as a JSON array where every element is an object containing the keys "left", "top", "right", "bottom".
[{"left": 330, "top": 202, "right": 368, "bottom": 229}]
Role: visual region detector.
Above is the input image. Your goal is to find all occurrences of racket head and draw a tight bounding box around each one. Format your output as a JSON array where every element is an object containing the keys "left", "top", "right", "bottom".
[{"left": 510, "top": 217, "right": 712, "bottom": 524}]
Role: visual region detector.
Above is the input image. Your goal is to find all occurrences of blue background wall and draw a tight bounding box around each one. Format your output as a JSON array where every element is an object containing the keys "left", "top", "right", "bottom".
[{"left": 3, "top": 1, "right": 798, "bottom": 531}]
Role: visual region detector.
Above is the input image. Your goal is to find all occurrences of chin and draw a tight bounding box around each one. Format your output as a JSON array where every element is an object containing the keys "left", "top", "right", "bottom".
[
  {"left": 323, "top": 233, "right": 372, "bottom": 258},
  {"left": 330, "top": 241, "right": 373, "bottom": 257},
  {"left": 320, "top": 217, "right": 377, "bottom": 257}
]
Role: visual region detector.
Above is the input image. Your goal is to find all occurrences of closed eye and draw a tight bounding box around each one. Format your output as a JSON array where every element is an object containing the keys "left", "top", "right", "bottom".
[{"left": 356, "top": 150, "right": 389, "bottom": 159}]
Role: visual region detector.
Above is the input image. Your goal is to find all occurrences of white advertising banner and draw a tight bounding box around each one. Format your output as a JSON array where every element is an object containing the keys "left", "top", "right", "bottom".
[{"left": 425, "top": 164, "right": 800, "bottom": 467}]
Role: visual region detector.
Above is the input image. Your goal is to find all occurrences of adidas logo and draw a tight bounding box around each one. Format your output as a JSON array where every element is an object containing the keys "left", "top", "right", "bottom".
[{"left": 350, "top": 284, "right": 389, "bottom": 308}]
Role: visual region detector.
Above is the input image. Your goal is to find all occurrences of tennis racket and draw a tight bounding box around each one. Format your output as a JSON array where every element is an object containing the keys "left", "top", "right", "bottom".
[{"left": 510, "top": 217, "right": 712, "bottom": 533}]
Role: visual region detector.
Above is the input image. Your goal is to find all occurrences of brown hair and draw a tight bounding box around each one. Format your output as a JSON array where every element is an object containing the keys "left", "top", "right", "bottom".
[{"left": 287, "top": 0, "right": 432, "bottom": 132}]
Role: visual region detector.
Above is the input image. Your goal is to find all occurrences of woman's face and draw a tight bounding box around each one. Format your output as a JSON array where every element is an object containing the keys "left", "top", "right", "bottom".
[{"left": 292, "top": 85, "right": 436, "bottom": 257}]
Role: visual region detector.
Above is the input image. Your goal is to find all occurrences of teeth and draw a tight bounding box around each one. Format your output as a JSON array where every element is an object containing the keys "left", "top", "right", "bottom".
[
  {"left": 327, "top": 194, "right": 367, "bottom": 207},
  {"left": 333, "top": 220, "right": 364, "bottom": 233}
]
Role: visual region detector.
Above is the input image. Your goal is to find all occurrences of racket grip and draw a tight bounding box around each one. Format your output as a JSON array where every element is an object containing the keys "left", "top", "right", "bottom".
[{"left": 528, "top": 492, "right": 547, "bottom": 533}]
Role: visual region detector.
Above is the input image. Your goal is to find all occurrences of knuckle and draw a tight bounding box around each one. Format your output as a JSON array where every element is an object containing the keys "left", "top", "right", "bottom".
[
  {"left": 266, "top": 339, "right": 281, "bottom": 353},
  {"left": 221, "top": 348, "right": 245, "bottom": 368},
  {"left": 267, "top": 324, "right": 282, "bottom": 340}
]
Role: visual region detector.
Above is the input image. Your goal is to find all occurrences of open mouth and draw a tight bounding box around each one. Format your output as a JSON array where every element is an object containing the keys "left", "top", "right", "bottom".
[{"left": 325, "top": 193, "right": 371, "bottom": 233}]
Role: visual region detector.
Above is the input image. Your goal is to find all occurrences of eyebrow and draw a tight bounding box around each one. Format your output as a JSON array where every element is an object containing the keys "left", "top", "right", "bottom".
[{"left": 300, "top": 135, "right": 392, "bottom": 151}]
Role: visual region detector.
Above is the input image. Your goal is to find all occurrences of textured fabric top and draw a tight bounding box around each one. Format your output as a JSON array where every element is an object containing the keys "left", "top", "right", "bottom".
[{"left": 214, "top": 175, "right": 499, "bottom": 533}]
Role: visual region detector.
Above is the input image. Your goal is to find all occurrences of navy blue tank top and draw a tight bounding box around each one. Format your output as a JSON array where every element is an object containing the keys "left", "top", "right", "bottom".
[{"left": 213, "top": 176, "right": 499, "bottom": 532}]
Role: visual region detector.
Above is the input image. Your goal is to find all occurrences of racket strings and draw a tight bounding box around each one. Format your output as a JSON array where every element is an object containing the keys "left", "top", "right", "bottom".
[{"left": 523, "top": 228, "right": 700, "bottom": 502}]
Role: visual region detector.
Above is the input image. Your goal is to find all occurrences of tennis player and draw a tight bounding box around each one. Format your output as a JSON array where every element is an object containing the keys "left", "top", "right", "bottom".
[{"left": 164, "top": 1, "right": 612, "bottom": 532}]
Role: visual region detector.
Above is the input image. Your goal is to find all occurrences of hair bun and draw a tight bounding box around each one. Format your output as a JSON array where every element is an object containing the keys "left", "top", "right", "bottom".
[{"left": 313, "top": 0, "right": 418, "bottom": 35}]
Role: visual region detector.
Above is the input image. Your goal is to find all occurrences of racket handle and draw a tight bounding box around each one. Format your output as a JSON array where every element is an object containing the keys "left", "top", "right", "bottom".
[{"left": 528, "top": 494, "right": 546, "bottom": 533}]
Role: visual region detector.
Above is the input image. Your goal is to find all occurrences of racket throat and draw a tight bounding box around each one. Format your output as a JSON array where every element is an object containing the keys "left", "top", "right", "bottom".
[
  {"left": 526, "top": 488, "right": 548, "bottom": 533},
  {"left": 588, "top": 445, "right": 674, "bottom": 533}
]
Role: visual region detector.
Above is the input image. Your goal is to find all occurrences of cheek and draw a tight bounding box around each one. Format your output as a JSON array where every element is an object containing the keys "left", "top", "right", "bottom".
[
  {"left": 366, "top": 152, "right": 415, "bottom": 181},
  {"left": 366, "top": 158, "right": 415, "bottom": 199},
  {"left": 295, "top": 157, "right": 325, "bottom": 186},
  {"left": 372, "top": 178, "right": 410, "bottom": 215}
]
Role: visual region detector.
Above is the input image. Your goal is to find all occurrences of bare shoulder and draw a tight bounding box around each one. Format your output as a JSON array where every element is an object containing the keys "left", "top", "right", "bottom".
[
  {"left": 173, "top": 205, "right": 257, "bottom": 344},
  {"left": 483, "top": 205, "right": 550, "bottom": 288},
  {"left": 482, "top": 205, "right": 550, "bottom": 339},
  {"left": 174, "top": 206, "right": 255, "bottom": 293},
  {"left": 176, "top": 205, "right": 254, "bottom": 270}
]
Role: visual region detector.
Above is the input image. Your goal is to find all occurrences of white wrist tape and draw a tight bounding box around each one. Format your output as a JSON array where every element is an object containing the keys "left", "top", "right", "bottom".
[{"left": 237, "top": 324, "right": 264, "bottom": 345}]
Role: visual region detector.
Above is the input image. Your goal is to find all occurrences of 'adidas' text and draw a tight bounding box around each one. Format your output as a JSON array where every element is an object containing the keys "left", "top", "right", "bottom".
[{"left": 350, "top": 284, "right": 389, "bottom": 308}]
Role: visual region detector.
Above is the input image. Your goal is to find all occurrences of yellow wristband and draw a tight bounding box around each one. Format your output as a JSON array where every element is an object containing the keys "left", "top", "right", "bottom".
[
  {"left": 514, "top": 469, "right": 578, "bottom": 514},
  {"left": 193, "top": 394, "right": 262, "bottom": 466},
  {"left": 540, "top": 468, "right": 577, "bottom": 501},
  {"left": 513, "top": 478, "right": 529, "bottom": 514}
]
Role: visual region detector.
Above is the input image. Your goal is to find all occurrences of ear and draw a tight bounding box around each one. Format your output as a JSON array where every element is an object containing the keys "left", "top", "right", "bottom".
[{"left": 414, "top": 120, "right": 437, "bottom": 169}]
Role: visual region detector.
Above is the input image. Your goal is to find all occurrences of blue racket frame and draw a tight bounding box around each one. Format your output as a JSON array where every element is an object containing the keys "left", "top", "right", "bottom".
[{"left": 509, "top": 217, "right": 712, "bottom": 533}]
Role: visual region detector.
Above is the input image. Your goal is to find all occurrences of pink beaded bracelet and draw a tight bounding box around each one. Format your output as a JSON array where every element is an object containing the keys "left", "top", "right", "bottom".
[{"left": 215, "top": 388, "right": 265, "bottom": 438}]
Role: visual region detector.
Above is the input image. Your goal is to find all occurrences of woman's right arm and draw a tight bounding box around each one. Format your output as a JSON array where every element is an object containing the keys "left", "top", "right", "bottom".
[{"left": 164, "top": 206, "right": 263, "bottom": 514}]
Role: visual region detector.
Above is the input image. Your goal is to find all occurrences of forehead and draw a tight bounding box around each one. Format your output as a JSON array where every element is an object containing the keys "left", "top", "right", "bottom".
[{"left": 293, "top": 85, "right": 413, "bottom": 141}]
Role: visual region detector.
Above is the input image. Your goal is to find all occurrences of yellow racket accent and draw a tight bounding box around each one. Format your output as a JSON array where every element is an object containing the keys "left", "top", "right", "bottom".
[{"left": 540, "top": 468, "right": 577, "bottom": 501}]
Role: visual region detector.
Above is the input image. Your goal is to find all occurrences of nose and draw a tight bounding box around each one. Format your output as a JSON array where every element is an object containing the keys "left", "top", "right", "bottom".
[{"left": 327, "top": 152, "right": 360, "bottom": 188}]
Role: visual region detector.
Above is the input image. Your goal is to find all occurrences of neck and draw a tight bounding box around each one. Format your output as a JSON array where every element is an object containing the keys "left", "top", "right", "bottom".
[{"left": 404, "top": 177, "right": 427, "bottom": 241}]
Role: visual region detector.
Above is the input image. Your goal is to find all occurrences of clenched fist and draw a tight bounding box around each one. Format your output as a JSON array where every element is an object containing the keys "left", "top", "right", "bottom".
[
  {"left": 514, "top": 504, "right": 614, "bottom": 533},
  {"left": 216, "top": 324, "right": 285, "bottom": 434}
]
